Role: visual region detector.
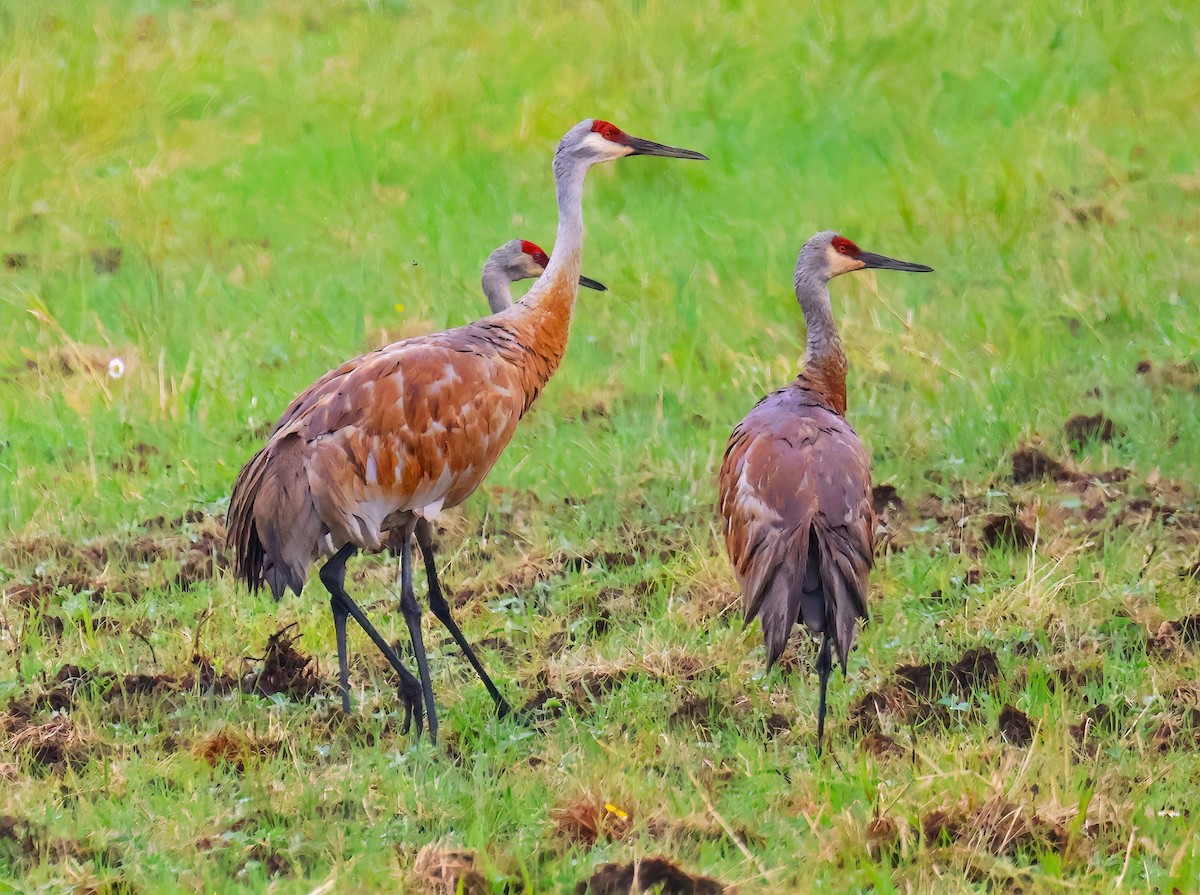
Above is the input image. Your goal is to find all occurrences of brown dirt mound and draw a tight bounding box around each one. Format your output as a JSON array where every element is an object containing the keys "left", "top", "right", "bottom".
[
  {"left": 853, "top": 647, "right": 1001, "bottom": 734},
  {"left": 553, "top": 799, "right": 634, "bottom": 847},
  {"left": 920, "top": 798, "right": 1066, "bottom": 856},
  {"left": 1011, "top": 446, "right": 1079, "bottom": 484},
  {"left": 412, "top": 844, "right": 491, "bottom": 895},
  {"left": 575, "top": 856, "right": 725, "bottom": 895},
  {"left": 896, "top": 647, "right": 1000, "bottom": 699},
  {"left": 1147, "top": 615, "right": 1200, "bottom": 657},
  {"left": 860, "top": 731, "right": 904, "bottom": 757},
  {"left": 244, "top": 625, "right": 321, "bottom": 700},
  {"left": 999, "top": 705, "right": 1034, "bottom": 746},
  {"left": 194, "top": 728, "right": 280, "bottom": 772},
  {"left": 871, "top": 484, "right": 904, "bottom": 515},
  {"left": 5, "top": 718, "right": 94, "bottom": 769},
  {"left": 980, "top": 514, "right": 1035, "bottom": 550},
  {"left": 1064, "top": 413, "right": 1120, "bottom": 450},
  {"left": 0, "top": 814, "right": 121, "bottom": 871}
]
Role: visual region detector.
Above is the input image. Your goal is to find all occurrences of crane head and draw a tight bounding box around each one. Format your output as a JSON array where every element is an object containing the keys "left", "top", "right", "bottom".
[
  {"left": 492, "top": 240, "right": 607, "bottom": 291},
  {"left": 557, "top": 119, "right": 708, "bottom": 165},
  {"left": 801, "top": 231, "right": 933, "bottom": 281}
]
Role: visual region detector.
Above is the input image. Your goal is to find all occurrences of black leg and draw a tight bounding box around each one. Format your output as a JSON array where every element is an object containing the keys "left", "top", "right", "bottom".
[
  {"left": 399, "top": 527, "right": 439, "bottom": 741},
  {"left": 319, "top": 543, "right": 424, "bottom": 735},
  {"left": 415, "top": 519, "right": 514, "bottom": 719},
  {"left": 330, "top": 594, "right": 351, "bottom": 713},
  {"left": 815, "top": 633, "right": 833, "bottom": 756}
]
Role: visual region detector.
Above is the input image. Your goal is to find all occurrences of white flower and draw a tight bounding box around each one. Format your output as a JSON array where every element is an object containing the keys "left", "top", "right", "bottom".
[{"left": 107, "top": 357, "right": 125, "bottom": 379}]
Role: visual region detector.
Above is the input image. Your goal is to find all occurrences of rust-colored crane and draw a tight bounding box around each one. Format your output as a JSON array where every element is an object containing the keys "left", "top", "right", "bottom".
[
  {"left": 228, "top": 120, "right": 706, "bottom": 739},
  {"left": 718, "top": 231, "right": 931, "bottom": 752},
  {"left": 482, "top": 239, "right": 605, "bottom": 313}
]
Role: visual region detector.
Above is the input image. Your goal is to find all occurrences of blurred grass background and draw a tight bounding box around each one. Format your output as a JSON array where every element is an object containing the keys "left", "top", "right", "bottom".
[{"left": 1, "top": 1, "right": 1199, "bottom": 892}]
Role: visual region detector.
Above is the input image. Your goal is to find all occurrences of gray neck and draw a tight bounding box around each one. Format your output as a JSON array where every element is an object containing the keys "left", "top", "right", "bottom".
[
  {"left": 794, "top": 268, "right": 840, "bottom": 363},
  {"left": 481, "top": 259, "right": 514, "bottom": 313},
  {"left": 523, "top": 152, "right": 587, "bottom": 307}
]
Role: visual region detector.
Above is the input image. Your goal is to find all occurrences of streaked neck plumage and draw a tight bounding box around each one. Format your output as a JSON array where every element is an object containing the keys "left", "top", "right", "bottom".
[{"left": 794, "top": 267, "right": 848, "bottom": 416}]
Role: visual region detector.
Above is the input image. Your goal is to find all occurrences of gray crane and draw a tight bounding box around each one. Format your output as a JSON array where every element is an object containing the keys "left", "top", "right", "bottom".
[
  {"left": 228, "top": 119, "right": 706, "bottom": 740},
  {"left": 481, "top": 239, "right": 605, "bottom": 313},
  {"left": 718, "top": 231, "right": 931, "bottom": 753}
]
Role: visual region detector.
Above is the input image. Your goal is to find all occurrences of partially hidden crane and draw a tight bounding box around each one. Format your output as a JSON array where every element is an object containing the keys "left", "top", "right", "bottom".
[
  {"left": 228, "top": 120, "right": 706, "bottom": 740},
  {"left": 718, "top": 231, "right": 931, "bottom": 753},
  {"left": 481, "top": 239, "right": 605, "bottom": 313}
]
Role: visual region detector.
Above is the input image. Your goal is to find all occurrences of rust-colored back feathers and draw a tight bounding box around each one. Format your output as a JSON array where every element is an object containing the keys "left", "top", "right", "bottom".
[{"left": 227, "top": 259, "right": 580, "bottom": 599}]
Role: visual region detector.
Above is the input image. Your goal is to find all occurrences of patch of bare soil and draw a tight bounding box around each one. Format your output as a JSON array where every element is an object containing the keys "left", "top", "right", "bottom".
[
  {"left": 1137, "top": 358, "right": 1200, "bottom": 392},
  {"left": 860, "top": 731, "right": 905, "bottom": 757},
  {"left": 980, "top": 514, "right": 1035, "bottom": 550},
  {"left": 1064, "top": 413, "right": 1120, "bottom": 451},
  {"left": 920, "top": 797, "right": 1067, "bottom": 857},
  {"left": 243, "top": 624, "right": 321, "bottom": 700},
  {"left": 871, "top": 484, "right": 904, "bottom": 516},
  {"left": 4, "top": 717, "right": 95, "bottom": 769},
  {"left": 412, "top": 844, "right": 492, "bottom": 895},
  {"left": 852, "top": 647, "right": 1000, "bottom": 734},
  {"left": 1147, "top": 615, "right": 1200, "bottom": 657},
  {"left": 865, "top": 814, "right": 901, "bottom": 860},
  {"left": 0, "top": 814, "right": 122, "bottom": 872},
  {"left": 194, "top": 728, "right": 280, "bottom": 772},
  {"left": 553, "top": 800, "right": 634, "bottom": 847},
  {"left": 1011, "top": 446, "right": 1081, "bottom": 485},
  {"left": 999, "top": 705, "right": 1034, "bottom": 746},
  {"left": 171, "top": 529, "right": 231, "bottom": 590},
  {"left": 90, "top": 247, "right": 123, "bottom": 274},
  {"left": 575, "top": 856, "right": 725, "bottom": 895},
  {"left": 1070, "top": 701, "right": 1130, "bottom": 743}
]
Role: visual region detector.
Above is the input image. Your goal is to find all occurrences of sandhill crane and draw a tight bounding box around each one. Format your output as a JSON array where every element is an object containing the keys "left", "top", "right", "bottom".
[
  {"left": 718, "top": 231, "right": 931, "bottom": 753},
  {"left": 228, "top": 120, "right": 706, "bottom": 740},
  {"left": 482, "top": 239, "right": 606, "bottom": 313}
]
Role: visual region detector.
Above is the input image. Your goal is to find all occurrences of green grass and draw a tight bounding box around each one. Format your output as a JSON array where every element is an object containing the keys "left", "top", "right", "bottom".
[{"left": 2, "top": 0, "right": 1199, "bottom": 891}]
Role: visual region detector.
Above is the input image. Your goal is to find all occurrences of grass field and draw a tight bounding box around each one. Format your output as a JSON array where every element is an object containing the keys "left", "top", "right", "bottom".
[{"left": 2, "top": 0, "right": 1200, "bottom": 891}]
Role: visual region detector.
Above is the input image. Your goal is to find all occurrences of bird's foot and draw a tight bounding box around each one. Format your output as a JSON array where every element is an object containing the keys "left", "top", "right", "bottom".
[{"left": 398, "top": 678, "right": 425, "bottom": 739}]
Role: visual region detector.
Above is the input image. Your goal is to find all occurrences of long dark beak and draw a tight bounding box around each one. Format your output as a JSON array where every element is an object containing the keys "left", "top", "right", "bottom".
[
  {"left": 579, "top": 275, "right": 607, "bottom": 292},
  {"left": 622, "top": 134, "right": 708, "bottom": 161},
  {"left": 859, "top": 251, "right": 933, "bottom": 273}
]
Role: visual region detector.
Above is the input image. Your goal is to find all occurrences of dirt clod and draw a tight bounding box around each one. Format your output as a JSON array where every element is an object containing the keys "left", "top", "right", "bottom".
[
  {"left": 860, "top": 731, "right": 904, "bottom": 757},
  {"left": 413, "top": 844, "right": 491, "bottom": 895},
  {"left": 1011, "top": 446, "right": 1078, "bottom": 484},
  {"left": 574, "top": 856, "right": 724, "bottom": 895},
  {"left": 1147, "top": 615, "right": 1200, "bottom": 657},
  {"left": 1064, "top": 413, "right": 1120, "bottom": 450},
  {"left": 553, "top": 800, "right": 633, "bottom": 847},
  {"left": 194, "top": 728, "right": 278, "bottom": 772},
  {"left": 981, "top": 514, "right": 1035, "bottom": 550},
  {"left": 90, "top": 246, "right": 122, "bottom": 274},
  {"left": 865, "top": 815, "right": 900, "bottom": 860},
  {"left": 999, "top": 705, "right": 1034, "bottom": 746},
  {"left": 871, "top": 484, "right": 904, "bottom": 516},
  {"left": 896, "top": 647, "right": 1000, "bottom": 699},
  {"left": 244, "top": 625, "right": 320, "bottom": 700}
]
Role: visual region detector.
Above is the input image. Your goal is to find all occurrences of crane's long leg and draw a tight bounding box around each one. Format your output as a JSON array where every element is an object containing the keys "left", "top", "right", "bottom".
[
  {"left": 415, "top": 519, "right": 515, "bottom": 719},
  {"left": 398, "top": 526, "right": 439, "bottom": 741},
  {"left": 331, "top": 595, "right": 351, "bottom": 713},
  {"left": 815, "top": 632, "right": 833, "bottom": 756},
  {"left": 319, "top": 543, "right": 424, "bottom": 735}
]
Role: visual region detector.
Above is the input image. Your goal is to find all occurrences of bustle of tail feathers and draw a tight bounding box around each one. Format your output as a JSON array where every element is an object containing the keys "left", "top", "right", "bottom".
[
  {"left": 227, "top": 433, "right": 322, "bottom": 600},
  {"left": 755, "top": 526, "right": 862, "bottom": 671}
]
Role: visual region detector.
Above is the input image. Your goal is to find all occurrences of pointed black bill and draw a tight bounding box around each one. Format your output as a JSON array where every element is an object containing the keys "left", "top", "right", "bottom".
[
  {"left": 579, "top": 275, "right": 607, "bottom": 292},
  {"left": 859, "top": 251, "right": 933, "bottom": 273},
  {"left": 621, "top": 134, "right": 708, "bottom": 161}
]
